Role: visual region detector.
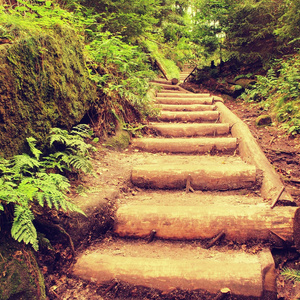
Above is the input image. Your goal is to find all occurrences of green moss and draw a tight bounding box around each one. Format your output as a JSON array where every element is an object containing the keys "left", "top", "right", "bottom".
[
  {"left": 0, "top": 24, "right": 96, "bottom": 158},
  {"left": 0, "top": 237, "right": 46, "bottom": 300},
  {"left": 103, "top": 129, "right": 131, "bottom": 150},
  {"left": 255, "top": 114, "right": 272, "bottom": 127}
]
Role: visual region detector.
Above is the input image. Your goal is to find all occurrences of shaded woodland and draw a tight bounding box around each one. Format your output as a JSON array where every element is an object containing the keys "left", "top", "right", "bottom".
[{"left": 0, "top": 0, "right": 300, "bottom": 299}]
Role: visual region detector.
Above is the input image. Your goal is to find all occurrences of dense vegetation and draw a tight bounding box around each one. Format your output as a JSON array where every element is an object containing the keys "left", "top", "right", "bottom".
[
  {"left": 189, "top": 0, "right": 300, "bottom": 135},
  {"left": 0, "top": 0, "right": 299, "bottom": 251}
]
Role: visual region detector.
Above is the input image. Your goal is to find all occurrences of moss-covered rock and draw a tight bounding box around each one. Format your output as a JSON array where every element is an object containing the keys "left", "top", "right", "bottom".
[
  {"left": 0, "top": 24, "right": 96, "bottom": 158},
  {"left": 0, "top": 237, "right": 46, "bottom": 300},
  {"left": 256, "top": 114, "right": 272, "bottom": 127}
]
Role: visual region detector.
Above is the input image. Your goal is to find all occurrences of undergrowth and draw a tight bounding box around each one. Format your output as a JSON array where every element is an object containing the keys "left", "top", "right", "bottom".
[
  {"left": 240, "top": 52, "right": 300, "bottom": 135},
  {"left": 282, "top": 268, "right": 300, "bottom": 282},
  {"left": 0, "top": 124, "right": 94, "bottom": 251}
]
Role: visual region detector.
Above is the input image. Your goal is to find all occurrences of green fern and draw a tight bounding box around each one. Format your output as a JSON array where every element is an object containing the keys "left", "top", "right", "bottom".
[
  {"left": 11, "top": 205, "right": 39, "bottom": 251},
  {"left": 282, "top": 268, "right": 300, "bottom": 282},
  {"left": 67, "top": 155, "right": 92, "bottom": 173},
  {"left": 10, "top": 154, "right": 41, "bottom": 174},
  {"left": 0, "top": 125, "right": 93, "bottom": 250},
  {"left": 26, "top": 137, "right": 42, "bottom": 160}
]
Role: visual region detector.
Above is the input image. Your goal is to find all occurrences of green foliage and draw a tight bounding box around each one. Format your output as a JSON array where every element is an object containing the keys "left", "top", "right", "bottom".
[
  {"left": 241, "top": 53, "right": 300, "bottom": 135},
  {"left": 0, "top": 2, "right": 96, "bottom": 158},
  {"left": 274, "top": 0, "right": 300, "bottom": 49},
  {"left": 86, "top": 32, "right": 158, "bottom": 127},
  {"left": 281, "top": 267, "right": 300, "bottom": 282},
  {"left": 0, "top": 125, "right": 94, "bottom": 250}
]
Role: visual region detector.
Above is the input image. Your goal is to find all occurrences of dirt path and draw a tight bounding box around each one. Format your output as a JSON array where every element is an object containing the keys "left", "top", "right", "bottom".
[{"left": 43, "top": 70, "right": 300, "bottom": 299}]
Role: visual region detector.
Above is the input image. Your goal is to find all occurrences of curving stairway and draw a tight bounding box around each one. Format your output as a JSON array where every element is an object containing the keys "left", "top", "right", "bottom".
[{"left": 72, "top": 69, "right": 300, "bottom": 299}]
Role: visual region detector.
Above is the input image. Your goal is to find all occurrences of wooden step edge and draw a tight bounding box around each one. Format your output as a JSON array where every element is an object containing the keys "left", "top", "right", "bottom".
[
  {"left": 72, "top": 245, "right": 276, "bottom": 298},
  {"left": 215, "top": 101, "right": 294, "bottom": 203},
  {"left": 115, "top": 203, "right": 297, "bottom": 244},
  {"left": 148, "top": 123, "right": 230, "bottom": 137},
  {"left": 157, "top": 93, "right": 211, "bottom": 98},
  {"left": 154, "top": 111, "right": 220, "bottom": 123},
  {"left": 155, "top": 98, "right": 213, "bottom": 105},
  {"left": 155, "top": 104, "right": 217, "bottom": 112},
  {"left": 130, "top": 137, "right": 237, "bottom": 154},
  {"left": 131, "top": 163, "right": 260, "bottom": 191}
]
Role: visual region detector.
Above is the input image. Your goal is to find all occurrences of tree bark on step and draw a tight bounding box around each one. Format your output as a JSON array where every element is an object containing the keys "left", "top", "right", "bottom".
[
  {"left": 115, "top": 204, "right": 298, "bottom": 243},
  {"left": 155, "top": 59, "right": 168, "bottom": 80},
  {"left": 131, "top": 164, "right": 258, "bottom": 190}
]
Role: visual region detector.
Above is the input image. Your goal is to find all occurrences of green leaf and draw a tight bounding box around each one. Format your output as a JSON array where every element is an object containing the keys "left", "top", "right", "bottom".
[
  {"left": 26, "top": 137, "right": 42, "bottom": 160},
  {"left": 11, "top": 205, "right": 38, "bottom": 251},
  {"left": 282, "top": 268, "right": 300, "bottom": 282}
]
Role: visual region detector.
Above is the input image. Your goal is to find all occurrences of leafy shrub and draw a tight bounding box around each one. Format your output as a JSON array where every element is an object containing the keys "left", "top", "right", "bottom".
[{"left": 240, "top": 52, "right": 300, "bottom": 135}]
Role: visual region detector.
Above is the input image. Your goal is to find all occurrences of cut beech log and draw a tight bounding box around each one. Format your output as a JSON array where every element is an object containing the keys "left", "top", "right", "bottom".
[
  {"left": 157, "top": 92, "right": 210, "bottom": 98},
  {"left": 151, "top": 80, "right": 172, "bottom": 85},
  {"left": 155, "top": 104, "right": 217, "bottom": 111},
  {"left": 155, "top": 59, "right": 168, "bottom": 80},
  {"left": 115, "top": 203, "right": 298, "bottom": 243},
  {"left": 152, "top": 83, "right": 180, "bottom": 90},
  {"left": 73, "top": 241, "right": 276, "bottom": 297},
  {"left": 156, "top": 97, "right": 213, "bottom": 105},
  {"left": 293, "top": 208, "right": 300, "bottom": 251},
  {"left": 215, "top": 102, "right": 294, "bottom": 202},
  {"left": 131, "top": 137, "right": 237, "bottom": 153},
  {"left": 171, "top": 78, "right": 179, "bottom": 85},
  {"left": 131, "top": 162, "right": 258, "bottom": 190},
  {"left": 157, "top": 111, "right": 219, "bottom": 122},
  {"left": 148, "top": 123, "right": 230, "bottom": 137}
]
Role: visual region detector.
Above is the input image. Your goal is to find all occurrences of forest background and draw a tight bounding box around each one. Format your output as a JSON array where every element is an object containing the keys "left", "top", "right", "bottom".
[{"left": 0, "top": 0, "right": 300, "bottom": 298}]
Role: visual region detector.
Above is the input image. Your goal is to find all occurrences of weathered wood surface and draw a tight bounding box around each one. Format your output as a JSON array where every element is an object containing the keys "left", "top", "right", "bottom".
[
  {"left": 155, "top": 104, "right": 217, "bottom": 111},
  {"left": 216, "top": 101, "right": 294, "bottom": 203},
  {"left": 73, "top": 242, "right": 275, "bottom": 297},
  {"left": 131, "top": 161, "right": 258, "bottom": 190},
  {"left": 115, "top": 203, "right": 298, "bottom": 243},
  {"left": 156, "top": 97, "right": 213, "bottom": 105},
  {"left": 156, "top": 111, "right": 219, "bottom": 122},
  {"left": 131, "top": 137, "right": 237, "bottom": 153},
  {"left": 148, "top": 123, "right": 230, "bottom": 137}
]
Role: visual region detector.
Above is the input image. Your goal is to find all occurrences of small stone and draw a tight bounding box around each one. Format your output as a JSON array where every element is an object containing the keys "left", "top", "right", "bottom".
[{"left": 255, "top": 115, "right": 272, "bottom": 127}]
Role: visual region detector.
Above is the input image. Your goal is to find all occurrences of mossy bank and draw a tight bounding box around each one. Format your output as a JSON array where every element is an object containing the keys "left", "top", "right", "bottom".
[{"left": 0, "top": 23, "right": 96, "bottom": 158}]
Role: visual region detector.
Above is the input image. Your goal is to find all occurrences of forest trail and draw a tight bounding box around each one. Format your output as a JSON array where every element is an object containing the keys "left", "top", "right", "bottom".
[{"left": 72, "top": 69, "right": 300, "bottom": 299}]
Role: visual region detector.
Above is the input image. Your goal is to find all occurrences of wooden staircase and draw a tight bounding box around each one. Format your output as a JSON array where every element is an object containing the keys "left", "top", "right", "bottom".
[{"left": 72, "top": 72, "right": 299, "bottom": 299}]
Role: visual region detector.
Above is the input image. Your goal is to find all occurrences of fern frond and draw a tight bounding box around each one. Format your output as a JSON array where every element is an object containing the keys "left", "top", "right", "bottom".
[
  {"left": 65, "top": 200, "right": 86, "bottom": 215},
  {"left": 26, "top": 137, "right": 42, "bottom": 160},
  {"left": 11, "top": 205, "right": 38, "bottom": 251},
  {"left": 68, "top": 155, "right": 92, "bottom": 173},
  {"left": 0, "top": 157, "right": 11, "bottom": 175},
  {"left": 49, "top": 128, "right": 69, "bottom": 147},
  {"left": 282, "top": 268, "right": 300, "bottom": 282},
  {"left": 34, "top": 173, "right": 71, "bottom": 211},
  {"left": 67, "top": 139, "right": 93, "bottom": 155},
  {"left": 70, "top": 124, "right": 91, "bottom": 139},
  {"left": 11, "top": 154, "right": 40, "bottom": 174},
  {"left": 40, "top": 154, "right": 65, "bottom": 172}
]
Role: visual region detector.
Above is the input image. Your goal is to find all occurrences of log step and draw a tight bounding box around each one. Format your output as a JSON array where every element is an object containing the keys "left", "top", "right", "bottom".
[
  {"left": 115, "top": 202, "right": 298, "bottom": 242},
  {"left": 73, "top": 240, "right": 276, "bottom": 298},
  {"left": 156, "top": 97, "right": 213, "bottom": 105},
  {"left": 131, "top": 137, "right": 237, "bottom": 153},
  {"left": 156, "top": 104, "right": 217, "bottom": 111},
  {"left": 131, "top": 156, "right": 259, "bottom": 190},
  {"left": 148, "top": 123, "right": 230, "bottom": 137},
  {"left": 152, "top": 83, "right": 180, "bottom": 90},
  {"left": 157, "top": 90, "right": 190, "bottom": 94},
  {"left": 151, "top": 80, "right": 173, "bottom": 85},
  {"left": 157, "top": 92, "right": 210, "bottom": 98},
  {"left": 156, "top": 111, "right": 219, "bottom": 122}
]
